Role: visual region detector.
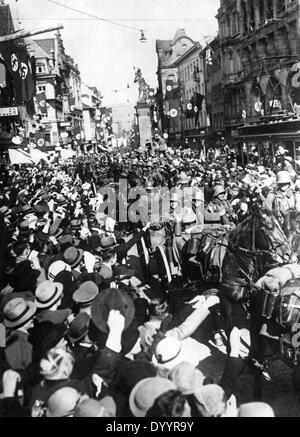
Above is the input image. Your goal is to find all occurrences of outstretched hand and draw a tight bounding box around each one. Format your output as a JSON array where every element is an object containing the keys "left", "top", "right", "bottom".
[
  {"left": 2, "top": 370, "right": 21, "bottom": 398},
  {"left": 107, "top": 310, "right": 125, "bottom": 333}
]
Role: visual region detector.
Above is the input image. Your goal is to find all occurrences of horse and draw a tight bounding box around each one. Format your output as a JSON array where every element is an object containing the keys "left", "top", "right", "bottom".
[
  {"left": 178, "top": 204, "right": 292, "bottom": 387},
  {"left": 220, "top": 204, "right": 291, "bottom": 315},
  {"left": 219, "top": 206, "right": 291, "bottom": 376}
]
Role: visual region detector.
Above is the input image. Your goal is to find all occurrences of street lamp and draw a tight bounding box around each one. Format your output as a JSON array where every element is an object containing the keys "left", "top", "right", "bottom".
[{"left": 140, "top": 30, "right": 147, "bottom": 43}]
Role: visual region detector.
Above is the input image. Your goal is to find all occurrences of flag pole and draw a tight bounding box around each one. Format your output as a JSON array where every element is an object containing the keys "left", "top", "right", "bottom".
[{"left": 0, "top": 24, "right": 64, "bottom": 44}]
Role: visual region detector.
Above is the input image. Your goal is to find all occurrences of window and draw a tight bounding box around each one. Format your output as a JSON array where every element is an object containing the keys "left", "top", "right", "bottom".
[
  {"left": 36, "top": 65, "right": 45, "bottom": 74},
  {"left": 38, "top": 86, "right": 46, "bottom": 93}
]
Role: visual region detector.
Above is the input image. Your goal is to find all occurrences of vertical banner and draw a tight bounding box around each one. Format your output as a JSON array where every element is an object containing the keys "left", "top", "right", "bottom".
[{"left": 36, "top": 92, "right": 48, "bottom": 115}]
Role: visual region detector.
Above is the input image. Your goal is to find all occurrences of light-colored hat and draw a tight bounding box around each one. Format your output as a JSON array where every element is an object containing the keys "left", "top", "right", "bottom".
[
  {"left": 167, "top": 361, "right": 205, "bottom": 395},
  {"left": 213, "top": 185, "right": 226, "bottom": 198},
  {"left": 193, "top": 384, "right": 226, "bottom": 417},
  {"left": 152, "top": 337, "right": 183, "bottom": 370},
  {"left": 82, "top": 182, "right": 91, "bottom": 190},
  {"left": 63, "top": 247, "right": 84, "bottom": 268},
  {"left": 72, "top": 281, "right": 99, "bottom": 306},
  {"left": 3, "top": 297, "right": 36, "bottom": 329},
  {"left": 182, "top": 211, "right": 197, "bottom": 226},
  {"left": 277, "top": 170, "right": 291, "bottom": 185},
  {"left": 48, "top": 260, "right": 71, "bottom": 281},
  {"left": 35, "top": 280, "right": 64, "bottom": 309},
  {"left": 152, "top": 337, "right": 210, "bottom": 370},
  {"left": 192, "top": 189, "right": 204, "bottom": 201},
  {"left": 170, "top": 192, "right": 180, "bottom": 202},
  {"left": 178, "top": 172, "right": 191, "bottom": 185},
  {"left": 74, "top": 396, "right": 116, "bottom": 417},
  {"left": 46, "top": 387, "right": 83, "bottom": 417},
  {"left": 129, "top": 377, "right": 177, "bottom": 417},
  {"left": 238, "top": 402, "right": 275, "bottom": 417}
]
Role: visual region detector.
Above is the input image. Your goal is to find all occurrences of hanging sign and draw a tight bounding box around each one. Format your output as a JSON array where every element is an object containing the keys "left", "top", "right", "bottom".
[
  {"left": 254, "top": 101, "right": 263, "bottom": 113},
  {"left": 269, "top": 99, "right": 282, "bottom": 109},
  {"left": 169, "top": 108, "right": 178, "bottom": 118},
  {"left": 0, "top": 107, "right": 18, "bottom": 117}
]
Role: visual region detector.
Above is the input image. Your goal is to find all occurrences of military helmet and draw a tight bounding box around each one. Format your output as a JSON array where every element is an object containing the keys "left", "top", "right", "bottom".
[
  {"left": 170, "top": 192, "right": 180, "bottom": 203},
  {"left": 192, "top": 189, "right": 204, "bottom": 201},
  {"left": 276, "top": 171, "right": 291, "bottom": 185},
  {"left": 213, "top": 185, "right": 226, "bottom": 198}
]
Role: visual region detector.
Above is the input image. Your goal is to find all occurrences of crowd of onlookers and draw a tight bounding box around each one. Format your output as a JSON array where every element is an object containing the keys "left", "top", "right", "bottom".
[{"left": 0, "top": 141, "right": 299, "bottom": 417}]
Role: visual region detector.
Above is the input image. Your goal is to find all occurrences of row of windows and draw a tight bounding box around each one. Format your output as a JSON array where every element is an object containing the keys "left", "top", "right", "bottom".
[
  {"left": 184, "top": 110, "right": 207, "bottom": 130},
  {"left": 212, "top": 112, "right": 224, "bottom": 129},
  {"left": 219, "top": 0, "right": 297, "bottom": 38},
  {"left": 179, "top": 58, "right": 201, "bottom": 83},
  {"left": 184, "top": 84, "right": 204, "bottom": 101},
  {"left": 219, "top": 11, "right": 239, "bottom": 38}
]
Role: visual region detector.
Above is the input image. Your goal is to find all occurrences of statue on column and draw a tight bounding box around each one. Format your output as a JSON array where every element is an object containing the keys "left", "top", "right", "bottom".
[{"left": 134, "top": 67, "right": 150, "bottom": 102}]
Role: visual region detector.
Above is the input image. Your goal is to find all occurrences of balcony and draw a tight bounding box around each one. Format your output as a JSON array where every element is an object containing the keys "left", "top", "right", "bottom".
[
  {"left": 225, "top": 113, "right": 244, "bottom": 127},
  {"left": 224, "top": 71, "right": 245, "bottom": 85}
]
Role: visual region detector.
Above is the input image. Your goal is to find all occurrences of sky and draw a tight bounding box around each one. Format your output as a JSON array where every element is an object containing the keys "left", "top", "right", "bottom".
[{"left": 7, "top": 0, "right": 220, "bottom": 105}]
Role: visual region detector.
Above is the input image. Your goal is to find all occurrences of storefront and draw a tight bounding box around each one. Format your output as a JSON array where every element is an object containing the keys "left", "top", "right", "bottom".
[{"left": 238, "top": 119, "right": 300, "bottom": 169}]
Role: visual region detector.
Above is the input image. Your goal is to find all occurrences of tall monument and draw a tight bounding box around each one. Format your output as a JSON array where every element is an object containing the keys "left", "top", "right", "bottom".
[{"left": 134, "top": 68, "right": 152, "bottom": 151}]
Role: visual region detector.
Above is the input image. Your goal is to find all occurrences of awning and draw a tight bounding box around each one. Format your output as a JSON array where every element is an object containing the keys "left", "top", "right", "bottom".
[
  {"left": 239, "top": 119, "right": 300, "bottom": 138},
  {"left": 238, "top": 131, "right": 300, "bottom": 140}
]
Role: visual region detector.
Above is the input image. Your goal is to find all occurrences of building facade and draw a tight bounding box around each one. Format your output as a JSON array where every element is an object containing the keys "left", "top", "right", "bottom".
[
  {"left": 30, "top": 31, "right": 83, "bottom": 148},
  {"left": 156, "top": 29, "right": 195, "bottom": 138},
  {"left": 111, "top": 102, "right": 135, "bottom": 137},
  {"left": 201, "top": 35, "right": 226, "bottom": 145},
  {"left": 174, "top": 42, "right": 207, "bottom": 145},
  {"left": 81, "top": 83, "right": 102, "bottom": 142},
  {"left": 0, "top": 3, "right": 36, "bottom": 158},
  {"left": 217, "top": 0, "right": 300, "bottom": 163}
]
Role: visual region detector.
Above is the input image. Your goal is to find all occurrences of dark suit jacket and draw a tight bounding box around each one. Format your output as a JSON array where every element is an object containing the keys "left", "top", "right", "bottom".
[
  {"left": 5, "top": 330, "right": 33, "bottom": 371},
  {"left": 36, "top": 309, "right": 71, "bottom": 325},
  {"left": 115, "top": 230, "right": 145, "bottom": 263}
]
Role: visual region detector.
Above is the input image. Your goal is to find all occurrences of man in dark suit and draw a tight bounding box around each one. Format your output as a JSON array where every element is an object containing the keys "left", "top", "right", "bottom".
[{"left": 99, "top": 249, "right": 117, "bottom": 282}]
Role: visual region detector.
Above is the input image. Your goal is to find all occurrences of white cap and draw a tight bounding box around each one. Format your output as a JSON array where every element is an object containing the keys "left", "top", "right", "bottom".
[{"left": 48, "top": 261, "right": 71, "bottom": 281}]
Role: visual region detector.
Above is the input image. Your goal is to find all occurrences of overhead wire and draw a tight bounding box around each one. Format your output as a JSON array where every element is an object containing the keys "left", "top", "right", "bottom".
[{"left": 46, "top": 0, "right": 143, "bottom": 31}]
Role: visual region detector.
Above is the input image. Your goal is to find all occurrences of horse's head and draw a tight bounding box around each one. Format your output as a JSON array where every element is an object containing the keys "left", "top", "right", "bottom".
[
  {"left": 258, "top": 209, "right": 291, "bottom": 263},
  {"left": 229, "top": 205, "right": 291, "bottom": 266}
]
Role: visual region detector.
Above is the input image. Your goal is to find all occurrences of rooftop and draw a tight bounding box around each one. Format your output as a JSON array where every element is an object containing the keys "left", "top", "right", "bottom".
[{"left": 33, "top": 38, "right": 55, "bottom": 55}]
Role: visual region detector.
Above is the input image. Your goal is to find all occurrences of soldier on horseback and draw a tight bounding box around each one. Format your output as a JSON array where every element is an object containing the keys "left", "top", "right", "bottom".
[
  {"left": 263, "top": 171, "right": 296, "bottom": 232},
  {"left": 205, "top": 185, "right": 236, "bottom": 227}
]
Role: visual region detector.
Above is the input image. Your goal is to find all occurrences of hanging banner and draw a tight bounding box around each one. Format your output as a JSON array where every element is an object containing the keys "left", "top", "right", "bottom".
[
  {"left": 34, "top": 131, "right": 47, "bottom": 152},
  {"left": 36, "top": 92, "right": 47, "bottom": 115}
]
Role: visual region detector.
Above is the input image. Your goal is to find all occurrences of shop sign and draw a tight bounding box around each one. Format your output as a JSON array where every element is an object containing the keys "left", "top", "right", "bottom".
[{"left": 0, "top": 107, "right": 18, "bottom": 117}]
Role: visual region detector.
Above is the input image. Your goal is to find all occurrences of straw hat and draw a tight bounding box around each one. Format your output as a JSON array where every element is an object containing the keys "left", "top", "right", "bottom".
[
  {"left": 3, "top": 297, "right": 36, "bottom": 329},
  {"left": 35, "top": 280, "right": 64, "bottom": 309}
]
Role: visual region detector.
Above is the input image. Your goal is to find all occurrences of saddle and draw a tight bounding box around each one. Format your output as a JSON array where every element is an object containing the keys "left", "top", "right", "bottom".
[
  {"left": 260, "top": 279, "right": 300, "bottom": 331},
  {"left": 276, "top": 282, "right": 300, "bottom": 331},
  {"left": 187, "top": 228, "right": 228, "bottom": 283}
]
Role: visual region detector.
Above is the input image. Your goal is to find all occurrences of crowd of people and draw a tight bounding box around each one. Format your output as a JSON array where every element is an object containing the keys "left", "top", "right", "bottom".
[{"left": 0, "top": 139, "right": 299, "bottom": 417}]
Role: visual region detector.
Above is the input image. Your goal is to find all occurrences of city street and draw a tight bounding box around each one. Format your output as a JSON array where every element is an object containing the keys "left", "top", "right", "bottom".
[{"left": 1, "top": 0, "right": 300, "bottom": 419}]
